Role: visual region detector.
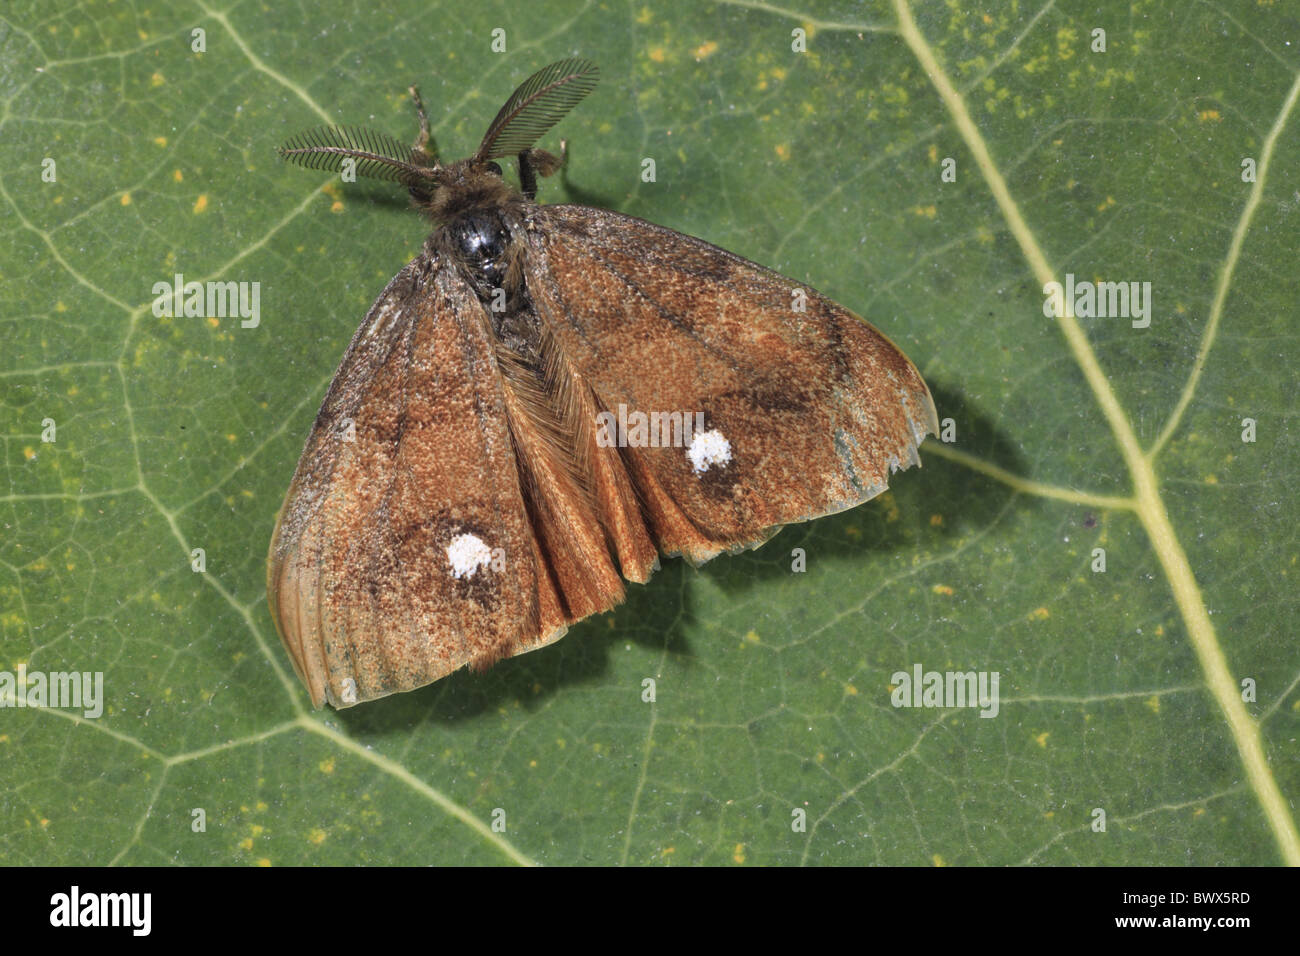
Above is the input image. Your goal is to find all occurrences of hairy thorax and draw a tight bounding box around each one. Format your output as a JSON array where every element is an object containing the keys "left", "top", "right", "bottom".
[{"left": 424, "top": 166, "right": 541, "bottom": 364}]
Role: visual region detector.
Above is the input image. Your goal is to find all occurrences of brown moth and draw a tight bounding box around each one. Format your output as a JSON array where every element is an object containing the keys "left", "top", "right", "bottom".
[{"left": 269, "top": 59, "right": 938, "bottom": 709}]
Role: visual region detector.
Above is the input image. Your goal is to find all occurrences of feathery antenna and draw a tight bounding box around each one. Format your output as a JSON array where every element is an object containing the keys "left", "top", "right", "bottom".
[
  {"left": 475, "top": 58, "right": 598, "bottom": 161},
  {"left": 277, "top": 126, "right": 436, "bottom": 187}
]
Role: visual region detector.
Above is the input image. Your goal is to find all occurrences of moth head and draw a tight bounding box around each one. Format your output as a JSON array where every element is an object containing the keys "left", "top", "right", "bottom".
[
  {"left": 406, "top": 157, "right": 513, "bottom": 223},
  {"left": 431, "top": 157, "right": 505, "bottom": 188}
]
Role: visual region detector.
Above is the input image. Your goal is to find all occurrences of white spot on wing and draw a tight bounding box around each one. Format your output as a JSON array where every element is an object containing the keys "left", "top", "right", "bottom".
[
  {"left": 340, "top": 678, "right": 358, "bottom": 705},
  {"left": 363, "top": 299, "right": 402, "bottom": 342},
  {"left": 687, "top": 429, "right": 732, "bottom": 475},
  {"left": 446, "top": 533, "right": 493, "bottom": 579}
]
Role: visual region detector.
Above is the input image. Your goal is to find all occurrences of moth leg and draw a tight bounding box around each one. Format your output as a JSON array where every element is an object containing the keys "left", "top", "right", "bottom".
[
  {"left": 404, "top": 84, "right": 438, "bottom": 205},
  {"left": 517, "top": 146, "right": 565, "bottom": 200},
  {"left": 408, "top": 84, "right": 434, "bottom": 165}
]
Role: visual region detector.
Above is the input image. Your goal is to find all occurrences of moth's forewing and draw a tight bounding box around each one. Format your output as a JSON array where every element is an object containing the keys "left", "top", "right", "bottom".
[
  {"left": 523, "top": 204, "right": 938, "bottom": 562},
  {"left": 267, "top": 259, "right": 567, "bottom": 708}
]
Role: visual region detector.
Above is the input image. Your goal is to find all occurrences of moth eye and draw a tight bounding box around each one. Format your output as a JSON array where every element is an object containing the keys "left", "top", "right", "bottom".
[{"left": 486, "top": 161, "right": 503, "bottom": 176}]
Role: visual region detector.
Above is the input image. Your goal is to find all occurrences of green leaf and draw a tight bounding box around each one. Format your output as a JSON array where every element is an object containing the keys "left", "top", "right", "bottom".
[{"left": 2, "top": 0, "right": 1297, "bottom": 865}]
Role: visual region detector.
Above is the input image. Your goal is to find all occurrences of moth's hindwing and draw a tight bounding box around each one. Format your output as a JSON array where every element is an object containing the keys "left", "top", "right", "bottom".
[
  {"left": 267, "top": 257, "right": 566, "bottom": 708},
  {"left": 525, "top": 203, "right": 939, "bottom": 564}
]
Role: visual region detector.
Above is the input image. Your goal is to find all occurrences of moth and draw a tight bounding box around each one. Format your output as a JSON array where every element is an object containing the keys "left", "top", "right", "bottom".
[{"left": 269, "top": 58, "right": 938, "bottom": 709}]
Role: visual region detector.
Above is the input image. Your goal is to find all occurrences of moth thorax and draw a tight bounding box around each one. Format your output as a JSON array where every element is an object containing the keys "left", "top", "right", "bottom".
[{"left": 452, "top": 210, "right": 510, "bottom": 288}]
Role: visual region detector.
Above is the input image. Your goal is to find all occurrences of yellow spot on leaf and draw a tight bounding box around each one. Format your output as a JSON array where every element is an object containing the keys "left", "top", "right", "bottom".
[
  {"left": 150, "top": 72, "right": 165, "bottom": 87},
  {"left": 932, "top": 584, "right": 954, "bottom": 596},
  {"left": 928, "top": 143, "right": 938, "bottom": 163},
  {"left": 120, "top": 193, "right": 132, "bottom": 206},
  {"left": 207, "top": 317, "right": 220, "bottom": 329},
  {"left": 648, "top": 47, "right": 666, "bottom": 63},
  {"left": 733, "top": 843, "right": 746, "bottom": 864},
  {"left": 1055, "top": 27, "right": 1077, "bottom": 60},
  {"left": 929, "top": 513, "right": 943, "bottom": 526},
  {"left": 1145, "top": 695, "right": 1160, "bottom": 714},
  {"left": 1034, "top": 732, "right": 1050, "bottom": 748},
  {"left": 193, "top": 194, "right": 208, "bottom": 214},
  {"left": 154, "top": 136, "right": 167, "bottom": 147},
  {"left": 661, "top": 846, "right": 675, "bottom": 856},
  {"left": 319, "top": 757, "right": 335, "bottom": 774},
  {"left": 1097, "top": 195, "right": 1115, "bottom": 212},
  {"left": 173, "top": 169, "right": 183, "bottom": 182},
  {"left": 23, "top": 447, "right": 36, "bottom": 460},
  {"left": 693, "top": 41, "right": 718, "bottom": 60},
  {"left": 331, "top": 200, "right": 345, "bottom": 213},
  {"left": 774, "top": 143, "right": 790, "bottom": 161},
  {"left": 933, "top": 854, "right": 947, "bottom": 866},
  {"left": 1030, "top": 607, "right": 1050, "bottom": 621},
  {"left": 912, "top": 204, "right": 937, "bottom": 218},
  {"left": 309, "top": 828, "right": 326, "bottom": 845},
  {"left": 257, "top": 858, "right": 271, "bottom": 867},
  {"left": 744, "top": 629, "right": 760, "bottom": 644},
  {"left": 239, "top": 837, "right": 253, "bottom": 850},
  {"left": 1204, "top": 474, "right": 1218, "bottom": 485},
  {"left": 845, "top": 684, "right": 858, "bottom": 696},
  {"left": 1197, "top": 109, "right": 1221, "bottom": 123}
]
